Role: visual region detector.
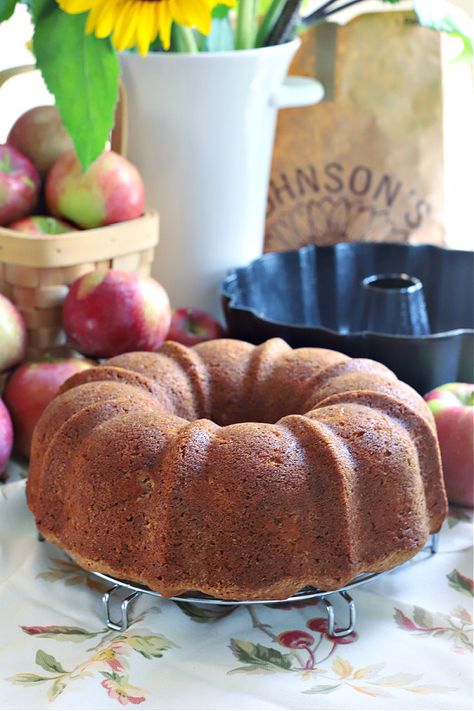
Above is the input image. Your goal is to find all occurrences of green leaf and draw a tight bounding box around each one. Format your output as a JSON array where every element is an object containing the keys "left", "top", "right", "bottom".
[
  {"left": 124, "top": 634, "right": 177, "bottom": 659},
  {"left": 175, "top": 601, "right": 238, "bottom": 623},
  {"left": 413, "top": 606, "right": 434, "bottom": 629},
  {"left": 8, "top": 673, "right": 49, "bottom": 686},
  {"left": 303, "top": 684, "right": 340, "bottom": 694},
  {"left": 212, "top": 3, "right": 231, "bottom": 19},
  {"left": 36, "top": 650, "right": 67, "bottom": 674},
  {"left": 48, "top": 679, "right": 67, "bottom": 701},
  {"left": 229, "top": 639, "right": 292, "bottom": 672},
  {"left": 21, "top": 624, "right": 100, "bottom": 642},
  {"left": 447, "top": 569, "right": 474, "bottom": 598},
  {"left": 31, "top": 0, "right": 119, "bottom": 170},
  {"left": 0, "top": 0, "right": 17, "bottom": 22}
]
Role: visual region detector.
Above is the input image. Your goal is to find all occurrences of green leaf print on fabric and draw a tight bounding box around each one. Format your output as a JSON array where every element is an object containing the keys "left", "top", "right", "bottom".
[
  {"left": 447, "top": 569, "right": 474, "bottom": 598},
  {"left": 229, "top": 639, "right": 293, "bottom": 673}
]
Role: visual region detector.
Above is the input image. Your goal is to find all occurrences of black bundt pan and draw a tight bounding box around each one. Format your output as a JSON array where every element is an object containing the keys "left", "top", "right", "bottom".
[{"left": 221, "top": 242, "right": 474, "bottom": 395}]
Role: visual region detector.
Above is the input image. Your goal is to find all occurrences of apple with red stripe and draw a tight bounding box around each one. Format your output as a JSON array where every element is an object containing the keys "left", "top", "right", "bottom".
[
  {"left": 167, "top": 307, "right": 226, "bottom": 346},
  {"left": 45, "top": 150, "right": 145, "bottom": 229},
  {"left": 424, "top": 383, "right": 474, "bottom": 507},
  {"left": 3, "top": 358, "right": 93, "bottom": 459},
  {"left": 7, "top": 215, "right": 77, "bottom": 235},
  {"left": 0, "top": 294, "right": 26, "bottom": 373},
  {"left": 63, "top": 269, "right": 171, "bottom": 358},
  {"left": 0, "top": 144, "right": 40, "bottom": 226}
]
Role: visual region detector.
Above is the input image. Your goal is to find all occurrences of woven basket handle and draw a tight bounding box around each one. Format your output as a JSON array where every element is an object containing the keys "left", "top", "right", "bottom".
[{"left": 0, "top": 64, "right": 128, "bottom": 157}]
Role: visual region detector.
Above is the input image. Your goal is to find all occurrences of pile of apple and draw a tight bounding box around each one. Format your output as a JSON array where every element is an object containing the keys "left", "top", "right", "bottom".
[
  {"left": 0, "top": 267, "right": 225, "bottom": 476},
  {"left": 0, "top": 106, "right": 144, "bottom": 233}
]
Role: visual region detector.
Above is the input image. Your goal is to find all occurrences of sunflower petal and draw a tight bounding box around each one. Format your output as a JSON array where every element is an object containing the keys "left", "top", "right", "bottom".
[
  {"left": 159, "top": 0, "right": 173, "bottom": 50},
  {"left": 94, "top": 0, "right": 123, "bottom": 38},
  {"left": 113, "top": 1, "right": 138, "bottom": 50},
  {"left": 110, "top": 0, "right": 132, "bottom": 48},
  {"left": 84, "top": 2, "right": 102, "bottom": 34},
  {"left": 189, "top": 0, "right": 212, "bottom": 34},
  {"left": 57, "top": 0, "right": 98, "bottom": 13},
  {"left": 136, "top": 2, "right": 155, "bottom": 55}
]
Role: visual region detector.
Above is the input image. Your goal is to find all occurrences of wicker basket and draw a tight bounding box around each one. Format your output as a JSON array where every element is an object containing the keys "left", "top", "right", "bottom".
[{"left": 0, "top": 66, "right": 159, "bottom": 359}]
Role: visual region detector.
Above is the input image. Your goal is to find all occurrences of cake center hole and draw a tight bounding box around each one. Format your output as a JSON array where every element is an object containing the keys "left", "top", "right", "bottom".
[{"left": 362, "top": 273, "right": 421, "bottom": 292}]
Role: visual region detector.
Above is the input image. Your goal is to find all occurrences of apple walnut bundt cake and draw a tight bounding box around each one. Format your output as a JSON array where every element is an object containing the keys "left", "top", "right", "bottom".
[{"left": 27, "top": 338, "right": 447, "bottom": 600}]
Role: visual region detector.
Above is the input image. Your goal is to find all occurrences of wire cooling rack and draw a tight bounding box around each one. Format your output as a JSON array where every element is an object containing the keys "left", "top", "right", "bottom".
[{"left": 85, "top": 534, "right": 439, "bottom": 635}]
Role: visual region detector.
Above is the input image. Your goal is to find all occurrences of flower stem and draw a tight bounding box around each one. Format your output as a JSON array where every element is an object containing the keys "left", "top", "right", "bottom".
[
  {"left": 171, "top": 24, "right": 199, "bottom": 53},
  {"left": 236, "top": 0, "right": 258, "bottom": 49},
  {"left": 264, "top": 0, "right": 303, "bottom": 46},
  {"left": 317, "top": 641, "right": 337, "bottom": 663},
  {"left": 255, "top": 0, "right": 287, "bottom": 47}
]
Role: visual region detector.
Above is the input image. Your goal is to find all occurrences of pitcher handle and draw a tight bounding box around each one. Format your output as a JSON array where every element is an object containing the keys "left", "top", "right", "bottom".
[{"left": 270, "top": 76, "right": 324, "bottom": 109}]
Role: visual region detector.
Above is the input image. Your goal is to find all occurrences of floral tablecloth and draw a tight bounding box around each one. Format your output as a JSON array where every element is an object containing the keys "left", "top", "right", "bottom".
[{"left": 0, "top": 480, "right": 472, "bottom": 710}]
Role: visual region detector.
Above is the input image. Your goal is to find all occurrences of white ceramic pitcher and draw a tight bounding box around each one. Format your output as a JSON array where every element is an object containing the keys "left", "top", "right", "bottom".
[{"left": 120, "top": 39, "right": 324, "bottom": 317}]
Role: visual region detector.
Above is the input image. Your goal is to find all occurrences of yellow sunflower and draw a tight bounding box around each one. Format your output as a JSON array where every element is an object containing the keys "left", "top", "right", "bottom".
[{"left": 57, "top": 0, "right": 234, "bottom": 55}]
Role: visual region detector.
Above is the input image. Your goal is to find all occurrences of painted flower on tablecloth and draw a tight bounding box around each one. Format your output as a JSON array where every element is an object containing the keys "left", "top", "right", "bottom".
[
  {"left": 101, "top": 672, "right": 146, "bottom": 705},
  {"left": 394, "top": 605, "right": 473, "bottom": 653},
  {"left": 93, "top": 642, "right": 131, "bottom": 672},
  {"left": 8, "top": 623, "right": 176, "bottom": 705}
]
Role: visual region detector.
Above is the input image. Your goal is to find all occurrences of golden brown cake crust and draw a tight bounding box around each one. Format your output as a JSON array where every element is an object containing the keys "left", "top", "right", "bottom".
[{"left": 27, "top": 337, "right": 448, "bottom": 600}]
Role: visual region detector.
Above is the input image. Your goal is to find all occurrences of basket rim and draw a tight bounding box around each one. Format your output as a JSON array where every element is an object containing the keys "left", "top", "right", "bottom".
[{"left": 0, "top": 211, "right": 159, "bottom": 268}]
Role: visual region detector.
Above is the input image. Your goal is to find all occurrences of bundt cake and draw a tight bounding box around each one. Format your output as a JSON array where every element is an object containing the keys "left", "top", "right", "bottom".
[{"left": 27, "top": 338, "right": 447, "bottom": 600}]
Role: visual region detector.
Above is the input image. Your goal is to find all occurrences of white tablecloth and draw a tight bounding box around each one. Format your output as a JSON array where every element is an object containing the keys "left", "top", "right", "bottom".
[{"left": 0, "top": 480, "right": 472, "bottom": 710}]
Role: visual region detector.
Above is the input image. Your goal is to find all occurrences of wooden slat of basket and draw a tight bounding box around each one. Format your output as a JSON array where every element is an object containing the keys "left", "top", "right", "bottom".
[
  {"left": 27, "top": 327, "right": 67, "bottom": 348},
  {"left": 111, "top": 252, "right": 141, "bottom": 271},
  {"left": 20, "top": 308, "right": 63, "bottom": 328},
  {"left": 12, "top": 284, "right": 69, "bottom": 309},
  {"left": 25, "top": 345, "right": 75, "bottom": 360},
  {"left": 140, "top": 248, "right": 155, "bottom": 265},
  {"left": 0, "top": 213, "right": 159, "bottom": 268}
]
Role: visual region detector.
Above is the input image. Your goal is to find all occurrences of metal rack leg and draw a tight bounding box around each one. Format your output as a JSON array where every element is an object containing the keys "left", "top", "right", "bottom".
[
  {"left": 102, "top": 586, "right": 142, "bottom": 631},
  {"left": 321, "top": 591, "right": 356, "bottom": 637},
  {"left": 429, "top": 533, "right": 439, "bottom": 555}
]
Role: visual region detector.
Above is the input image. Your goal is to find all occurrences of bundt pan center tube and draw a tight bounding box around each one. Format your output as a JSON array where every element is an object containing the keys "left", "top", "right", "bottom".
[{"left": 26, "top": 338, "right": 448, "bottom": 601}]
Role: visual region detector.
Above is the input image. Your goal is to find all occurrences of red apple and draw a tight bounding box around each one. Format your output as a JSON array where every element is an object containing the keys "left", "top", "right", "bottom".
[
  {"left": 63, "top": 269, "right": 171, "bottom": 358},
  {"left": 7, "top": 106, "right": 74, "bottom": 177},
  {"left": 7, "top": 215, "right": 77, "bottom": 236},
  {"left": 167, "top": 307, "right": 226, "bottom": 346},
  {"left": 0, "top": 399, "right": 13, "bottom": 474},
  {"left": 45, "top": 150, "right": 145, "bottom": 229},
  {"left": 0, "top": 293, "right": 26, "bottom": 372},
  {"left": 425, "top": 383, "right": 474, "bottom": 507},
  {"left": 3, "top": 358, "right": 93, "bottom": 458},
  {"left": 0, "top": 144, "right": 40, "bottom": 226}
]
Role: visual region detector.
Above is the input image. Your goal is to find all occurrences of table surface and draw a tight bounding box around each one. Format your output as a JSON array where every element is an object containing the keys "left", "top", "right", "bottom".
[{"left": 0, "top": 479, "right": 472, "bottom": 711}]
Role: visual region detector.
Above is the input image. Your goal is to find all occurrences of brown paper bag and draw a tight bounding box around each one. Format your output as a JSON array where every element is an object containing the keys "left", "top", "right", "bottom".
[{"left": 265, "top": 11, "right": 445, "bottom": 252}]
